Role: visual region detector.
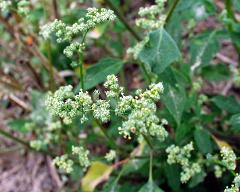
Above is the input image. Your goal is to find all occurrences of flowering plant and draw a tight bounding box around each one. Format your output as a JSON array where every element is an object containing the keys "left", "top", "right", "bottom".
[{"left": 1, "top": 0, "right": 240, "bottom": 191}]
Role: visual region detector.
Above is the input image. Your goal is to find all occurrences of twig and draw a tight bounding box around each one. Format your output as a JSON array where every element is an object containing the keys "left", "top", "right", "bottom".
[
  {"left": 52, "top": 0, "right": 60, "bottom": 19},
  {"left": 46, "top": 156, "right": 63, "bottom": 189},
  {"left": 104, "top": 0, "right": 141, "bottom": 41},
  {"left": 9, "top": 94, "right": 31, "bottom": 112},
  {"left": 216, "top": 53, "right": 238, "bottom": 67},
  {"left": 0, "top": 128, "right": 30, "bottom": 148}
]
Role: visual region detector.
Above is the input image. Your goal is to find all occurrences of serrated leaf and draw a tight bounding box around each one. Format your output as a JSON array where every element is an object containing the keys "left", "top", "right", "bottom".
[
  {"left": 161, "top": 84, "right": 186, "bottom": 125},
  {"left": 194, "top": 127, "right": 213, "bottom": 154},
  {"left": 138, "top": 28, "right": 181, "bottom": 74},
  {"left": 84, "top": 58, "right": 125, "bottom": 90},
  {"left": 212, "top": 95, "right": 240, "bottom": 114},
  {"left": 138, "top": 181, "right": 164, "bottom": 192},
  {"left": 81, "top": 161, "right": 113, "bottom": 192}
]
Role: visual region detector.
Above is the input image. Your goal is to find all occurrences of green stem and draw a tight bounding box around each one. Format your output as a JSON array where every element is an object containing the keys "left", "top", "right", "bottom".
[
  {"left": 104, "top": 0, "right": 142, "bottom": 41},
  {"left": 79, "top": 32, "right": 88, "bottom": 90},
  {"left": 95, "top": 120, "right": 120, "bottom": 150},
  {"left": 142, "top": 134, "right": 154, "bottom": 150},
  {"left": 0, "top": 129, "right": 56, "bottom": 157},
  {"left": 46, "top": 41, "right": 55, "bottom": 91},
  {"left": 165, "top": 0, "right": 181, "bottom": 25},
  {"left": 149, "top": 150, "right": 153, "bottom": 182},
  {"left": 79, "top": 52, "right": 84, "bottom": 90},
  {"left": 225, "top": 0, "right": 237, "bottom": 22},
  {"left": 139, "top": 62, "right": 152, "bottom": 84},
  {"left": 0, "top": 129, "right": 30, "bottom": 148}
]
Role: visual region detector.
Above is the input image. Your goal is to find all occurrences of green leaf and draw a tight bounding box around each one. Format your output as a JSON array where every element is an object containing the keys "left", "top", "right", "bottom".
[
  {"left": 212, "top": 95, "right": 240, "bottom": 114},
  {"left": 138, "top": 181, "right": 164, "bottom": 192},
  {"left": 194, "top": 127, "right": 213, "bottom": 154},
  {"left": 190, "top": 30, "right": 219, "bottom": 70},
  {"left": 138, "top": 28, "right": 181, "bottom": 74},
  {"left": 202, "top": 64, "right": 231, "bottom": 82},
  {"left": 230, "top": 113, "right": 240, "bottom": 131},
  {"left": 8, "top": 119, "right": 31, "bottom": 133},
  {"left": 188, "top": 171, "right": 206, "bottom": 188},
  {"left": 161, "top": 84, "right": 186, "bottom": 125},
  {"left": 84, "top": 58, "right": 125, "bottom": 90},
  {"left": 164, "top": 164, "right": 181, "bottom": 191}
]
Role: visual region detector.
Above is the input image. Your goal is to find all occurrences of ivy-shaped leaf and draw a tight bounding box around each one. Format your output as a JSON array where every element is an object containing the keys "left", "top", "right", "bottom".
[{"left": 138, "top": 28, "right": 181, "bottom": 74}]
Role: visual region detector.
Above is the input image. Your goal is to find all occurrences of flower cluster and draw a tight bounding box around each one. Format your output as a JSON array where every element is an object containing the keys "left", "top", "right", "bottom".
[
  {"left": 53, "top": 146, "right": 90, "bottom": 173},
  {"left": 0, "top": 0, "right": 29, "bottom": 15},
  {"left": 72, "top": 146, "right": 90, "bottom": 168},
  {"left": 105, "top": 150, "right": 116, "bottom": 162},
  {"left": 116, "top": 82, "right": 167, "bottom": 140},
  {"left": 214, "top": 165, "right": 224, "bottom": 178},
  {"left": 92, "top": 99, "right": 110, "bottom": 123},
  {"left": 136, "top": 0, "right": 166, "bottom": 30},
  {"left": 220, "top": 147, "right": 236, "bottom": 171},
  {"left": 46, "top": 75, "right": 167, "bottom": 141},
  {"left": 0, "top": 0, "right": 11, "bottom": 12},
  {"left": 127, "top": 0, "right": 166, "bottom": 59},
  {"left": 224, "top": 174, "right": 240, "bottom": 192},
  {"left": 29, "top": 120, "right": 62, "bottom": 151},
  {"left": 166, "top": 142, "right": 201, "bottom": 183},
  {"left": 53, "top": 155, "right": 74, "bottom": 173},
  {"left": 46, "top": 86, "right": 92, "bottom": 124},
  {"left": 40, "top": 7, "right": 115, "bottom": 59},
  {"left": 104, "top": 75, "right": 124, "bottom": 98}
]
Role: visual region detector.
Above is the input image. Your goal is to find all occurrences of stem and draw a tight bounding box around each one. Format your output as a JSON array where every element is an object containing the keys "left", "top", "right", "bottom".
[
  {"left": 165, "top": 0, "right": 181, "bottom": 25},
  {"left": 142, "top": 134, "right": 154, "bottom": 150},
  {"left": 79, "top": 52, "right": 84, "bottom": 90},
  {"left": 149, "top": 150, "right": 153, "bottom": 182},
  {"left": 139, "top": 62, "right": 152, "bottom": 84},
  {"left": 225, "top": 0, "right": 237, "bottom": 22},
  {"left": 52, "top": 0, "right": 60, "bottom": 19},
  {"left": 0, "top": 129, "right": 56, "bottom": 157},
  {"left": 104, "top": 0, "right": 142, "bottom": 41},
  {"left": 0, "top": 129, "right": 30, "bottom": 148},
  {"left": 46, "top": 41, "right": 55, "bottom": 91},
  {"left": 95, "top": 120, "right": 119, "bottom": 150},
  {"left": 79, "top": 32, "right": 88, "bottom": 90}
]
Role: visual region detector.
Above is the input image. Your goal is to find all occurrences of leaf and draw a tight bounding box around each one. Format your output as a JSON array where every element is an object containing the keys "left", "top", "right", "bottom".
[
  {"left": 84, "top": 58, "right": 125, "bottom": 90},
  {"left": 161, "top": 84, "right": 186, "bottom": 125},
  {"left": 202, "top": 64, "right": 231, "bottom": 82},
  {"left": 81, "top": 161, "right": 113, "bottom": 192},
  {"left": 190, "top": 30, "right": 219, "bottom": 70},
  {"left": 138, "top": 28, "right": 181, "bottom": 74},
  {"left": 188, "top": 171, "right": 206, "bottom": 188},
  {"left": 230, "top": 113, "right": 240, "bottom": 132},
  {"left": 8, "top": 119, "right": 31, "bottom": 133},
  {"left": 164, "top": 164, "right": 181, "bottom": 191},
  {"left": 212, "top": 136, "right": 232, "bottom": 149},
  {"left": 212, "top": 95, "right": 240, "bottom": 114},
  {"left": 138, "top": 180, "right": 164, "bottom": 192},
  {"left": 194, "top": 127, "right": 213, "bottom": 154}
]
